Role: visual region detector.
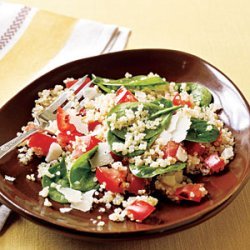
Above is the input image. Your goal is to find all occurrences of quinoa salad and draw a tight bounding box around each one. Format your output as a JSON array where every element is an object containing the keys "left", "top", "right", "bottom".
[{"left": 12, "top": 73, "right": 235, "bottom": 226}]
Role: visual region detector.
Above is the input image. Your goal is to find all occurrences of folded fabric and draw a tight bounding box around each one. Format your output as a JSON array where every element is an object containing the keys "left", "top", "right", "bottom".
[
  {"left": 0, "top": 2, "right": 131, "bottom": 106},
  {"left": 0, "top": 1, "right": 130, "bottom": 231}
]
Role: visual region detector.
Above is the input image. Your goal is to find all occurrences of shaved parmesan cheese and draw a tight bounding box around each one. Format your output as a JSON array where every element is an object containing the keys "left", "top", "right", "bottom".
[
  {"left": 167, "top": 113, "right": 180, "bottom": 132},
  {"left": 45, "top": 142, "right": 63, "bottom": 162},
  {"left": 57, "top": 187, "right": 82, "bottom": 203},
  {"left": 70, "top": 189, "right": 95, "bottom": 212},
  {"left": 176, "top": 146, "right": 188, "bottom": 162},
  {"left": 160, "top": 113, "right": 191, "bottom": 144},
  {"left": 70, "top": 115, "right": 88, "bottom": 134},
  {"left": 171, "top": 113, "right": 191, "bottom": 143},
  {"left": 157, "top": 130, "right": 172, "bottom": 145},
  {"left": 89, "top": 142, "right": 114, "bottom": 169}
]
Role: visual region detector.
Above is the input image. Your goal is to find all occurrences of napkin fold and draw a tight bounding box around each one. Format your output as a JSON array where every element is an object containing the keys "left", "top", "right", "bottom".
[{"left": 0, "top": 1, "right": 130, "bottom": 231}]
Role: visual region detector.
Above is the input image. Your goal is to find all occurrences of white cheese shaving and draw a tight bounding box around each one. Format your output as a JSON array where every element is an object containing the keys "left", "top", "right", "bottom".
[
  {"left": 89, "top": 142, "right": 114, "bottom": 169},
  {"left": 57, "top": 187, "right": 82, "bottom": 203},
  {"left": 70, "top": 115, "right": 89, "bottom": 134},
  {"left": 45, "top": 142, "right": 63, "bottom": 162},
  {"left": 157, "top": 130, "right": 172, "bottom": 145},
  {"left": 167, "top": 113, "right": 180, "bottom": 132},
  {"left": 70, "top": 189, "right": 95, "bottom": 212},
  {"left": 171, "top": 113, "right": 191, "bottom": 143}
]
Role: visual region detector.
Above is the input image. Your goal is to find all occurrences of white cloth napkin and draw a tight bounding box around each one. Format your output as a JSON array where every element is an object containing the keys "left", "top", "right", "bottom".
[{"left": 0, "top": 1, "right": 131, "bottom": 232}]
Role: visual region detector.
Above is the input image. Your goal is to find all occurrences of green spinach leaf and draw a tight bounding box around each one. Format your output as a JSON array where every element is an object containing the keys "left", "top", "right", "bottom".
[
  {"left": 42, "top": 157, "right": 69, "bottom": 203},
  {"left": 92, "top": 75, "right": 169, "bottom": 93},
  {"left": 129, "top": 162, "right": 186, "bottom": 178},
  {"left": 69, "top": 146, "right": 99, "bottom": 192},
  {"left": 186, "top": 118, "right": 219, "bottom": 143},
  {"left": 190, "top": 84, "right": 212, "bottom": 106},
  {"left": 175, "top": 82, "right": 212, "bottom": 107}
]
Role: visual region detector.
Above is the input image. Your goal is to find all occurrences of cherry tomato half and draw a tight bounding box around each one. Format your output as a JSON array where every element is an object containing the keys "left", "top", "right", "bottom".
[
  {"left": 96, "top": 167, "right": 127, "bottom": 193},
  {"left": 127, "top": 200, "right": 156, "bottom": 221},
  {"left": 162, "top": 141, "right": 179, "bottom": 158},
  {"left": 173, "top": 93, "right": 192, "bottom": 107},
  {"left": 29, "top": 132, "right": 57, "bottom": 156},
  {"left": 175, "top": 183, "right": 206, "bottom": 202},
  {"left": 185, "top": 141, "right": 206, "bottom": 156},
  {"left": 56, "top": 107, "right": 76, "bottom": 133},
  {"left": 115, "top": 86, "right": 138, "bottom": 104},
  {"left": 127, "top": 174, "right": 146, "bottom": 195},
  {"left": 204, "top": 153, "right": 225, "bottom": 174}
]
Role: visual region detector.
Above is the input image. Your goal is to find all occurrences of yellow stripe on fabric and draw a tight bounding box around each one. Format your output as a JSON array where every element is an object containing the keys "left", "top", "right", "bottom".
[{"left": 0, "top": 10, "right": 76, "bottom": 106}]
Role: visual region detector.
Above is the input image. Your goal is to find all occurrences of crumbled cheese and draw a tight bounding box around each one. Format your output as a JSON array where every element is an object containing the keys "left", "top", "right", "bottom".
[
  {"left": 109, "top": 208, "right": 127, "bottom": 222},
  {"left": 176, "top": 146, "right": 188, "bottom": 162},
  {"left": 59, "top": 207, "right": 72, "bottom": 213},
  {"left": 4, "top": 175, "right": 15, "bottom": 182},
  {"left": 26, "top": 174, "right": 35, "bottom": 181},
  {"left": 82, "top": 86, "right": 101, "bottom": 100},
  {"left": 221, "top": 146, "right": 234, "bottom": 160},
  {"left": 39, "top": 186, "right": 49, "bottom": 198},
  {"left": 45, "top": 142, "right": 63, "bottom": 162},
  {"left": 97, "top": 221, "right": 105, "bottom": 227},
  {"left": 98, "top": 207, "right": 105, "bottom": 213},
  {"left": 44, "top": 198, "right": 52, "bottom": 207}
]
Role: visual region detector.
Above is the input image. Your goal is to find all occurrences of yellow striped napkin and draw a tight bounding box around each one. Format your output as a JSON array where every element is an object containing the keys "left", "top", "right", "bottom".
[{"left": 0, "top": 2, "right": 131, "bottom": 107}]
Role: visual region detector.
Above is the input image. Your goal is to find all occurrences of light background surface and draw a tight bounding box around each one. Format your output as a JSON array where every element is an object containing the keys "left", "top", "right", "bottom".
[{"left": 1, "top": 0, "right": 250, "bottom": 249}]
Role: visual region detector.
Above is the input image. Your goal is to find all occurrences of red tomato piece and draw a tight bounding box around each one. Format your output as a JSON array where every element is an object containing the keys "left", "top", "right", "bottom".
[
  {"left": 57, "top": 107, "right": 76, "bottom": 133},
  {"left": 175, "top": 183, "right": 206, "bottom": 202},
  {"left": 96, "top": 167, "right": 127, "bottom": 193},
  {"left": 127, "top": 174, "right": 146, "bottom": 195},
  {"left": 83, "top": 136, "right": 102, "bottom": 152},
  {"left": 127, "top": 200, "right": 155, "bottom": 221},
  {"left": 88, "top": 120, "right": 102, "bottom": 132},
  {"left": 162, "top": 141, "right": 179, "bottom": 158},
  {"left": 115, "top": 86, "right": 138, "bottom": 104},
  {"left": 110, "top": 151, "right": 123, "bottom": 162},
  {"left": 185, "top": 142, "right": 206, "bottom": 156},
  {"left": 173, "top": 93, "right": 192, "bottom": 107},
  {"left": 29, "top": 132, "right": 57, "bottom": 156},
  {"left": 65, "top": 77, "right": 91, "bottom": 93},
  {"left": 204, "top": 153, "right": 225, "bottom": 174},
  {"left": 57, "top": 131, "right": 82, "bottom": 148}
]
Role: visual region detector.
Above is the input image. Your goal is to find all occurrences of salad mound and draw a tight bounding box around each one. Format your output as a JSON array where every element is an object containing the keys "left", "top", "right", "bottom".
[{"left": 16, "top": 73, "right": 235, "bottom": 226}]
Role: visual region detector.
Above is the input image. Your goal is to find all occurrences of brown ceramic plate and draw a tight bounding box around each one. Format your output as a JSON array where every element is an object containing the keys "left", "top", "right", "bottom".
[{"left": 0, "top": 49, "right": 249, "bottom": 241}]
